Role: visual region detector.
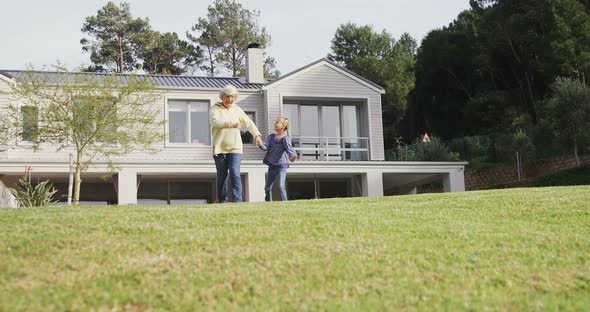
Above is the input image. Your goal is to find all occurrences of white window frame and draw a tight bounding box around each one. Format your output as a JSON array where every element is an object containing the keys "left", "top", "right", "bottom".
[
  {"left": 240, "top": 111, "right": 257, "bottom": 145},
  {"left": 20, "top": 105, "right": 39, "bottom": 143},
  {"left": 165, "top": 97, "right": 213, "bottom": 147}
]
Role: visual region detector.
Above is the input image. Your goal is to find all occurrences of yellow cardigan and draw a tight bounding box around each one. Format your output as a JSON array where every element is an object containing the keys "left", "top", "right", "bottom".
[{"left": 209, "top": 102, "right": 261, "bottom": 155}]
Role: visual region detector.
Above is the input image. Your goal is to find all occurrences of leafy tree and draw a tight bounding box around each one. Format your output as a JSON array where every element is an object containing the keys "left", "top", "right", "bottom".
[
  {"left": 80, "top": 1, "right": 152, "bottom": 73},
  {"left": 545, "top": 76, "right": 590, "bottom": 166},
  {"left": 328, "top": 23, "right": 416, "bottom": 148},
  {"left": 141, "top": 31, "right": 202, "bottom": 75},
  {"left": 405, "top": 0, "right": 590, "bottom": 141},
  {"left": 187, "top": 0, "right": 278, "bottom": 77},
  {"left": 2, "top": 66, "right": 165, "bottom": 204}
]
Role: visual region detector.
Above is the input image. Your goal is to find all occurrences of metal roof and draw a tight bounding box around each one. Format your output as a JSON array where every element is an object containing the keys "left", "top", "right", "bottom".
[
  {"left": 1, "top": 59, "right": 385, "bottom": 93},
  {"left": 0, "top": 70, "right": 267, "bottom": 90}
]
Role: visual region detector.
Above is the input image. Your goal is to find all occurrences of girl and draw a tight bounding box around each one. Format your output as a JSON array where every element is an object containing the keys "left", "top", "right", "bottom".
[{"left": 259, "top": 117, "right": 297, "bottom": 201}]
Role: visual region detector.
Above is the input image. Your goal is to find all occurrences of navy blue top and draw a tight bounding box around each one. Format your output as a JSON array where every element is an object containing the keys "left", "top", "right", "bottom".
[{"left": 259, "top": 134, "right": 297, "bottom": 168}]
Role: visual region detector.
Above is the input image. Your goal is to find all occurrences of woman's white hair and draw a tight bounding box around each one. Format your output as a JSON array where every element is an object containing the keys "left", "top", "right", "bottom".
[{"left": 219, "top": 84, "right": 238, "bottom": 100}]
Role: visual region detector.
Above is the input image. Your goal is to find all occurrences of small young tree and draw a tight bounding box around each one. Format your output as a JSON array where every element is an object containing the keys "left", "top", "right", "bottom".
[
  {"left": 545, "top": 76, "right": 590, "bottom": 166},
  {"left": 512, "top": 129, "right": 536, "bottom": 180},
  {"left": 2, "top": 66, "right": 165, "bottom": 205}
]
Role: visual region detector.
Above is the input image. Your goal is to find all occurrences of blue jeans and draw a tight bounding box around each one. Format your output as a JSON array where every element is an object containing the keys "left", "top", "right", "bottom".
[
  {"left": 265, "top": 166, "right": 288, "bottom": 201},
  {"left": 214, "top": 153, "right": 242, "bottom": 203}
]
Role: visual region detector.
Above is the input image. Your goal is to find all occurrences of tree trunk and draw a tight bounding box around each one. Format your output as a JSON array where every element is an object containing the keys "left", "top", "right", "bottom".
[
  {"left": 516, "top": 152, "right": 521, "bottom": 181},
  {"left": 574, "top": 140, "right": 580, "bottom": 167},
  {"left": 119, "top": 37, "right": 124, "bottom": 73},
  {"left": 207, "top": 46, "right": 215, "bottom": 76},
  {"left": 524, "top": 71, "right": 538, "bottom": 123},
  {"left": 74, "top": 152, "right": 83, "bottom": 205}
]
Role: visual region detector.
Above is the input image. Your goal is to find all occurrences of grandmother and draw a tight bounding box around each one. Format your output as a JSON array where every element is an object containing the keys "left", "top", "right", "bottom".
[{"left": 209, "top": 84, "right": 263, "bottom": 203}]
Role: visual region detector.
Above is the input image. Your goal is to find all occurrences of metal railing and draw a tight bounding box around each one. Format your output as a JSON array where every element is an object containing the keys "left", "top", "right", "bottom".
[{"left": 290, "top": 136, "right": 370, "bottom": 161}]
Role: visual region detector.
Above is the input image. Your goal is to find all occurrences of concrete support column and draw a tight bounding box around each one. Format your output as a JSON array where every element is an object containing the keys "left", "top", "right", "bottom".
[
  {"left": 443, "top": 169, "right": 465, "bottom": 193},
  {"left": 246, "top": 168, "right": 266, "bottom": 202},
  {"left": 118, "top": 169, "right": 138, "bottom": 205},
  {"left": 362, "top": 170, "right": 383, "bottom": 197}
]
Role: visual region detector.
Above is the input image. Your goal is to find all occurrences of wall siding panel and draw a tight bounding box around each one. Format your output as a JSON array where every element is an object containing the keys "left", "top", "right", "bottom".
[{"left": 0, "top": 87, "right": 266, "bottom": 163}]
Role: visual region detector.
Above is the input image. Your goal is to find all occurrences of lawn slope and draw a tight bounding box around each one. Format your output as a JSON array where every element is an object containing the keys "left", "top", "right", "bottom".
[{"left": 1, "top": 186, "right": 589, "bottom": 310}]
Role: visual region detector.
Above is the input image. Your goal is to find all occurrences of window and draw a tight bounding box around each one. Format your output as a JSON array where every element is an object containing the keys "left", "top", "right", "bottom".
[
  {"left": 282, "top": 100, "right": 365, "bottom": 160},
  {"left": 240, "top": 111, "right": 256, "bottom": 144},
  {"left": 283, "top": 101, "right": 361, "bottom": 138},
  {"left": 283, "top": 104, "right": 299, "bottom": 136},
  {"left": 168, "top": 100, "right": 210, "bottom": 145},
  {"left": 21, "top": 106, "right": 38, "bottom": 141}
]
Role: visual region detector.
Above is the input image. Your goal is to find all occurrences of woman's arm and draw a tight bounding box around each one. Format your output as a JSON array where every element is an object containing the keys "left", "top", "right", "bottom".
[
  {"left": 209, "top": 104, "right": 230, "bottom": 129},
  {"left": 237, "top": 106, "right": 262, "bottom": 144}
]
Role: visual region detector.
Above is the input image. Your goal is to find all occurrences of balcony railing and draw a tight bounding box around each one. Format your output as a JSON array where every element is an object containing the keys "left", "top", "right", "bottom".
[{"left": 290, "top": 136, "right": 370, "bottom": 161}]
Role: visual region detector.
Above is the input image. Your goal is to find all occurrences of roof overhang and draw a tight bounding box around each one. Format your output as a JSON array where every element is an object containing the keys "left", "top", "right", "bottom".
[
  {"left": 262, "top": 58, "right": 386, "bottom": 94},
  {"left": 0, "top": 71, "right": 15, "bottom": 85}
]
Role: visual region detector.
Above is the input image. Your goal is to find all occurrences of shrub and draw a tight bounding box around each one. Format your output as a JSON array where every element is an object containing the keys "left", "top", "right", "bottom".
[
  {"left": 8, "top": 168, "right": 58, "bottom": 207},
  {"left": 413, "top": 136, "right": 460, "bottom": 161}
]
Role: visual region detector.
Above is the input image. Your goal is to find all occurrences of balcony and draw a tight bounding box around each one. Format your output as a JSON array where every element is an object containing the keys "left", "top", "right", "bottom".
[{"left": 291, "top": 136, "right": 370, "bottom": 161}]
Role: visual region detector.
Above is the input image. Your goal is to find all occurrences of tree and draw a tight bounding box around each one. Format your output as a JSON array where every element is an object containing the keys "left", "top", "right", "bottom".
[
  {"left": 80, "top": 1, "right": 152, "bottom": 73},
  {"left": 329, "top": 23, "right": 416, "bottom": 148},
  {"left": 2, "top": 66, "right": 165, "bottom": 204},
  {"left": 545, "top": 77, "right": 590, "bottom": 166},
  {"left": 187, "top": 0, "right": 278, "bottom": 77},
  {"left": 404, "top": 0, "right": 590, "bottom": 141},
  {"left": 141, "top": 31, "right": 202, "bottom": 75}
]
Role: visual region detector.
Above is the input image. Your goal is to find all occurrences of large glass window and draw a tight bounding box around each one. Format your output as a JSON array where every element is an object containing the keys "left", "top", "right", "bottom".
[
  {"left": 168, "top": 100, "right": 210, "bottom": 145},
  {"left": 283, "top": 102, "right": 360, "bottom": 138},
  {"left": 300, "top": 105, "right": 319, "bottom": 137},
  {"left": 321, "top": 106, "right": 341, "bottom": 138},
  {"left": 282, "top": 100, "right": 364, "bottom": 160},
  {"left": 283, "top": 104, "right": 299, "bottom": 136}
]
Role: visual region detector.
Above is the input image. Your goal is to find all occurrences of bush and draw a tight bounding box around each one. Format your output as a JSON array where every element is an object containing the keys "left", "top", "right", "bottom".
[
  {"left": 448, "top": 135, "right": 493, "bottom": 161},
  {"left": 8, "top": 169, "right": 58, "bottom": 207},
  {"left": 413, "top": 136, "right": 460, "bottom": 161}
]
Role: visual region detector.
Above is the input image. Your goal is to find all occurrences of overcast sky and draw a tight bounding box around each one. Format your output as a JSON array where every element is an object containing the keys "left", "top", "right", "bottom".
[{"left": 1, "top": 0, "right": 471, "bottom": 75}]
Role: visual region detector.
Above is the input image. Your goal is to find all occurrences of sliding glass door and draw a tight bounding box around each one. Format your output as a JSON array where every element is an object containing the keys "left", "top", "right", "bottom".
[{"left": 283, "top": 100, "right": 364, "bottom": 160}]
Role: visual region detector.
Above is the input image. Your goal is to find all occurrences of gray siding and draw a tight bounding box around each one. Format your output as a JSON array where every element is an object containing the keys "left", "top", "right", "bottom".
[
  {"left": 0, "top": 86, "right": 266, "bottom": 163},
  {"left": 264, "top": 64, "right": 385, "bottom": 160}
]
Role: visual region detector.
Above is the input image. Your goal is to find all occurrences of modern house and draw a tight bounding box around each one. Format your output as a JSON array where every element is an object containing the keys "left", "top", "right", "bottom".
[{"left": 0, "top": 46, "right": 467, "bottom": 205}]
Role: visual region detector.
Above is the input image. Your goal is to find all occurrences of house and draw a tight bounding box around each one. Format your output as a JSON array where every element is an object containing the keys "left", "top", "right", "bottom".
[{"left": 0, "top": 45, "right": 466, "bottom": 205}]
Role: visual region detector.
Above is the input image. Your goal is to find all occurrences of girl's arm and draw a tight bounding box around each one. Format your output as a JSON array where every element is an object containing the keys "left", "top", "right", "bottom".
[
  {"left": 283, "top": 136, "right": 297, "bottom": 161},
  {"left": 259, "top": 135, "right": 271, "bottom": 151}
]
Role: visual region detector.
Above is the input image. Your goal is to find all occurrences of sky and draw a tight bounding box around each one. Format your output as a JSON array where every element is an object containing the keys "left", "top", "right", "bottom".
[{"left": 1, "top": 0, "right": 471, "bottom": 75}]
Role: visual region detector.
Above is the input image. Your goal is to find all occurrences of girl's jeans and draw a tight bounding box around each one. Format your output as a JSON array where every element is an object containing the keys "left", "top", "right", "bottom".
[{"left": 265, "top": 166, "right": 287, "bottom": 201}]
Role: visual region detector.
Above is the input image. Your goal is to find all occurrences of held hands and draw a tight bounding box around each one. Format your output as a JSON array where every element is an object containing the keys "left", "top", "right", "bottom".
[{"left": 255, "top": 135, "right": 263, "bottom": 146}]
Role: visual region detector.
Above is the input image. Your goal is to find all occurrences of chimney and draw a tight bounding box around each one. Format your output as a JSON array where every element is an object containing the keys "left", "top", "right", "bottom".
[{"left": 246, "top": 43, "right": 264, "bottom": 83}]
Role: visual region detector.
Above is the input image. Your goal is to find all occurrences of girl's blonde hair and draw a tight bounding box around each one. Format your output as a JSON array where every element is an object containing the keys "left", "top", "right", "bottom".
[{"left": 278, "top": 117, "right": 289, "bottom": 131}]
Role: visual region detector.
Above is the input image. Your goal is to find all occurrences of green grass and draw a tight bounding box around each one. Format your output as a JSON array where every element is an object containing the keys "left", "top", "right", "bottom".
[
  {"left": 534, "top": 165, "right": 590, "bottom": 187},
  {"left": 1, "top": 186, "right": 589, "bottom": 311}
]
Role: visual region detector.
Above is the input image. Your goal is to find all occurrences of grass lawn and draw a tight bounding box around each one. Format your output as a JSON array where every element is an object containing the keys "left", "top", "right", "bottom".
[{"left": 1, "top": 186, "right": 589, "bottom": 311}]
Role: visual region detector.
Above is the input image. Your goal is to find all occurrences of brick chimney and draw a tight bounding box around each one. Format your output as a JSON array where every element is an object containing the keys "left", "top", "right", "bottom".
[{"left": 246, "top": 43, "right": 264, "bottom": 83}]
